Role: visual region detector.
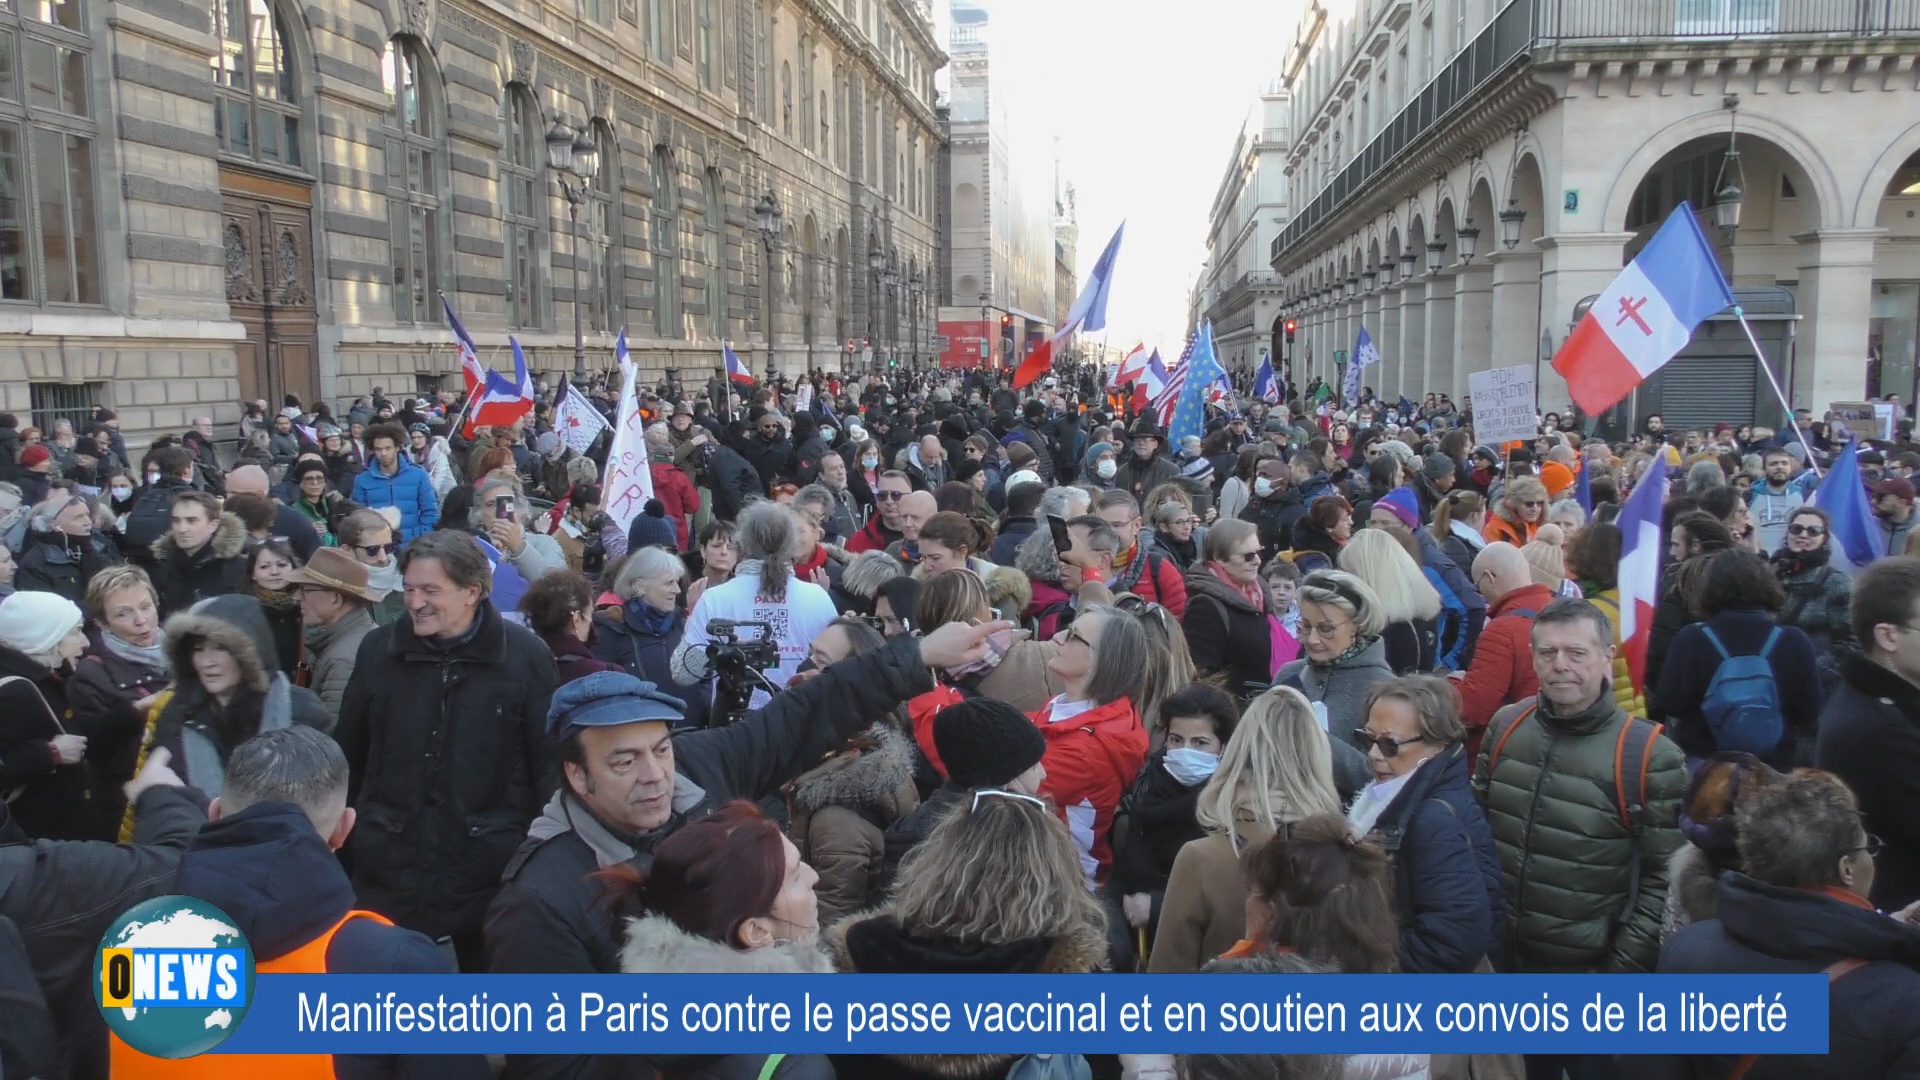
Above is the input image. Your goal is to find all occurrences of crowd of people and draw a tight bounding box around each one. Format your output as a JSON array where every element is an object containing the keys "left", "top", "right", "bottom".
[{"left": 3, "top": 370, "right": 1920, "bottom": 1080}]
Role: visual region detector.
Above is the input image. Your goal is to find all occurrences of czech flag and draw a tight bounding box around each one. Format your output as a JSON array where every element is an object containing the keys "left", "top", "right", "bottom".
[
  {"left": 1616, "top": 457, "right": 1670, "bottom": 696},
  {"left": 724, "top": 344, "right": 754, "bottom": 385},
  {"left": 465, "top": 336, "right": 533, "bottom": 437},
  {"left": 1551, "top": 203, "right": 1733, "bottom": 414}
]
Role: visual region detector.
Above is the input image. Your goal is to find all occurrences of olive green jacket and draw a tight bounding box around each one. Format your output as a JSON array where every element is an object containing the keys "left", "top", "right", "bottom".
[{"left": 1472, "top": 692, "right": 1686, "bottom": 974}]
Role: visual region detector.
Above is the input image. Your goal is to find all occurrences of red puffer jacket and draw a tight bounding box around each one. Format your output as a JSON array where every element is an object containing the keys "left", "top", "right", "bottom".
[{"left": 1030, "top": 696, "right": 1148, "bottom": 887}]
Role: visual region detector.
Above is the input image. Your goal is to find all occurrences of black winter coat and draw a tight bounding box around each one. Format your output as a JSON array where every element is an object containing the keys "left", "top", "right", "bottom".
[
  {"left": 1242, "top": 489, "right": 1306, "bottom": 557},
  {"left": 484, "top": 633, "right": 936, "bottom": 1080},
  {"left": 0, "top": 645, "right": 90, "bottom": 841},
  {"left": 741, "top": 434, "right": 795, "bottom": 490},
  {"left": 67, "top": 629, "right": 169, "bottom": 827},
  {"left": 334, "top": 599, "right": 559, "bottom": 942},
  {"left": 1818, "top": 653, "right": 1920, "bottom": 911},
  {"left": 1655, "top": 607, "right": 1822, "bottom": 767},
  {"left": 1367, "top": 744, "right": 1506, "bottom": 973},
  {"left": 1109, "top": 753, "right": 1206, "bottom": 919},
  {"left": 1650, "top": 874, "right": 1920, "bottom": 1080},
  {"left": 14, "top": 529, "right": 118, "bottom": 605},
  {"left": 706, "top": 445, "right": 763, "bottom": 523},
  {"left": 1183, "top": 567, "right": 1275, "bottom": 697},
  {"left": 120, "top": 477, "right": 197, "bottom": 565},
  {"left": 148, "top": 512, "right": 250, "bottom": 617},
  {"left": 3, "top": 784, "right": 205, "bottom": 1079}
]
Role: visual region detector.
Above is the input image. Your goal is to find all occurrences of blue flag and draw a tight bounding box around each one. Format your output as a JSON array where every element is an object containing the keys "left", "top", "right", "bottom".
[
  {"left": 1253, "top": 355, "right": 1280, "bottom": 404},
  {"left": 1574, "top": 453, "right": 1593, "bottom": 514},
  {"left": 1814, "top": 445, "right": 1887, "bottom": 575},
  {"left": 1167, "top": 322, "right": 1222, "bottom": 446}
]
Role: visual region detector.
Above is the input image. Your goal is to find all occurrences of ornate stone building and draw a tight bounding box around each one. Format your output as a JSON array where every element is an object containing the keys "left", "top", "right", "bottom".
[{"left": 0, "top": 0, "right": 942, "bottom": 444}]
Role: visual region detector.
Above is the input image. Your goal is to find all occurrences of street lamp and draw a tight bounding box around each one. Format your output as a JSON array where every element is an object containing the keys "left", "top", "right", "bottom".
[
  {"left": 1425, "top": 239, "right": 1447, "bottom": 275},
  {"left": 545, "top": 119, "right": 600, "bottom": 384},
  {"left": 907, "top": 271, "right": 925, "bottom": 371},
  {"left": 1498, "top": 201, "right": 1527, "bottom": 250},
  {"left": 1399, "top": 250, "right": 1417, "bottom": 279},
  {"left": 1378, "top": 259, "right": 1396, "bottom": 288},
  {"left": 1360, "top": 267, "right": 1377, "bottom": 292},
  {"left": 1455, "top": 221, "right": 1481, "bottom": 265},
  {"left": 882, "top": 265, "right": 900, "bottom": 368},
  {"left": 755, "top": 193, "right": 782, "bottom": 380},
  {"left": 867, "top": 246, "right": 886, "bottom": 371},
  {"left": 1346, "top": 274, "right": 1360, "bottom": 299},
  {"left": 1713, "top": 96, "right": 1746, "bottom": 234}
]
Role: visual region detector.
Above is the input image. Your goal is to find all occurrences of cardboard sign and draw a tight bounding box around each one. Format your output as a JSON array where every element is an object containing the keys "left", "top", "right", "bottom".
[
  {"left": 1467, "top": 365, "right": 1538, "bottom": 445},
  {"left": 1830, "top": 402, "right": 1894, "bottom": 443}
]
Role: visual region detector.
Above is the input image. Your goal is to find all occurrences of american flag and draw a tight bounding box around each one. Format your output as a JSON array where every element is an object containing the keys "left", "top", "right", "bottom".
[{"left": 1151, "top": 332, "right": 1199, "bottom": 427}]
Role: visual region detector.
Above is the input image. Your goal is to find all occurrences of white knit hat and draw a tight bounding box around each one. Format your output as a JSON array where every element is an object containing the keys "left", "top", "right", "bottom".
[{"left": 0, "top": 591, "right": 83, "bottom": 659}]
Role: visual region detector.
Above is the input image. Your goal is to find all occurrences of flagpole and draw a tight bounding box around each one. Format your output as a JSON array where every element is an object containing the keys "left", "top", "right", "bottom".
[{"left": 1733, "top": 307, "right": 1822, "bottom": 478}]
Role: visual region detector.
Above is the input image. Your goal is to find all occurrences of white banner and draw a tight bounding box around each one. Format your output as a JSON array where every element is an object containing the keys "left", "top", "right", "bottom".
[
  {"left": 1467, "top": 364, "right": 1538, "bottom": 446},
  {"left": 553, "top": 382, "right": 610, "bottom": 456},
  {"left": 600, "top": 362, "right": 656, "bottom": 536}
]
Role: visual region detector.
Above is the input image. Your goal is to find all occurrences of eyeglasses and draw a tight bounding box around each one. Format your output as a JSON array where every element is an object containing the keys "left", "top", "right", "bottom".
[
  {"left": 1854, "top": 834, "right": 1885, "bottom": 857},
  {"left": 874, "top": 490, "right": 907, "bottom": 502},
  {"left": 1297, "top": 619, "right": 1352, "bottom": 642},
  {"left": 1353, "top": 729, "right": 1424, "bottom": 758},
  {"left": 354, "top": 542, "right": 400, "bottom": 558},
  {"left": 971, "top": 788, "right": 1048, "bottom": 813},
  {"left": 1520, "top": 500, "right": 1547, "bottom": 509},
  {"left": 1787, "top": 523, "right": 1827, "bottom": 537},
  {"left": 1063, "top": 626, "right": 1098, "bottom": 651}
]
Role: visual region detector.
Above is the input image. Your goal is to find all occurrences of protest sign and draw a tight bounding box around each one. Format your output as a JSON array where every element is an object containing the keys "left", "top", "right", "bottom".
[
  {"left": 1468, "top": 364, "right": 1538, "bottom": 445},
  {"left": 1829, "top": 402, "right": 1887, "bottom": 443}
]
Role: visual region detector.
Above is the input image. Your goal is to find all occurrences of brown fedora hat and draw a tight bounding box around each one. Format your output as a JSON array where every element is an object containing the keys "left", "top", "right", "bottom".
[{"left": 286, "top": 546, "right": 385, "bottom": 602}]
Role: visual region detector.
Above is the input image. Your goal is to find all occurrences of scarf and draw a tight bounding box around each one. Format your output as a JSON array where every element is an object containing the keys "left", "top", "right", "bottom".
[
  {"left": 796, "top": 543, "right": 829, "bottom": 580},
  {"left": 1205, "top": 560, "right": 1267, "bottom": 612},
  {"left": 253, "top": 585, "right": 300, "bottom": 614},
  {"left": 103, "top": 629, "right": 170, "bottom": 674},
  {"left": 1347, "top": 758, "right": 1426, "bottom": 835},
  {"left": 623, "top": 599, "right": 679, "bottom": 637},
  {"left": 1771, "top": 543, "right": 1832, "bottom": 576},
  {"left": 1312, "top": 634, "right": 1378, "bottom": 670},
  {"left": 365, "top": 560, "right": 402, "bottom": 593}
]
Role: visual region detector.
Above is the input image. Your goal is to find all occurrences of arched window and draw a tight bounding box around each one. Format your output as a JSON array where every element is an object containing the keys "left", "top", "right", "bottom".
[
  {"left": 588, "top": 120, "right": 620, "bottom": 333},
  {"left": 702, "top": 168, "right": 724, "bottom": 339},
  {"left": 214, "top": 0, "right": 302, "bottom": 167},
  {"left": 0, "top": 0, "right": 101, "bottom": 304},
  {"left": 501, "top": 83, "right": 544, "bottom": 330},
  {"left": 652, "top": 146, "right": 678, "bottom": 339},
  {"left": 383, "top": 37, "right": 441, "bottom": 324}
]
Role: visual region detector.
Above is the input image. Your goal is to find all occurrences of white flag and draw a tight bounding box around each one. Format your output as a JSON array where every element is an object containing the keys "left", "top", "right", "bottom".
[
  {"left": 600, "top": 333, "right": 656, "bottom": 536},
  {"left": 553, "top": 380, "right": 610, "bottom": 456}
]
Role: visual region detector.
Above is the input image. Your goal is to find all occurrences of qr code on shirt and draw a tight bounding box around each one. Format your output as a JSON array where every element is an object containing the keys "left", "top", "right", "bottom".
[{"left": 752, "top": 604, "right": 791, "bottom": 648}]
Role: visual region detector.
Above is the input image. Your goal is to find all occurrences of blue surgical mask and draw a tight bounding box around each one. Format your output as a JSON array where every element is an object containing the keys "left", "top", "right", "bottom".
[{"left": 1163, "top": 747, "right": 1220, "bottom": 787}]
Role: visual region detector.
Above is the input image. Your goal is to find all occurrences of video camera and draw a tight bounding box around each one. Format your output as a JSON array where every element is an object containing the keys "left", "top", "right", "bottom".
[{"left": 699, "top": 618, "right": 780, "bottom": 679}]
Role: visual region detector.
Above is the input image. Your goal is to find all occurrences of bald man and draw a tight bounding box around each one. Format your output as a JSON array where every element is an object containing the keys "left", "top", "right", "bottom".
[
  {"left": 1451, "top": 542, "right": 1558, "bottom": 747},
  {"left": 226, "top": 463, "right": 322, "bottom": 561},
  {"left": 887, "top": 490, "right": 938, "bottom": 565},
  {"left": 906, "top": 434, "right": 948, "bottom": 490}
]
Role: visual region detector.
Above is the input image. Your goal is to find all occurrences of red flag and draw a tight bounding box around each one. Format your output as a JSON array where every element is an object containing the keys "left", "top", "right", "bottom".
[{"left": 1011, "top": 335, "right": 1054, "bottom": 390}]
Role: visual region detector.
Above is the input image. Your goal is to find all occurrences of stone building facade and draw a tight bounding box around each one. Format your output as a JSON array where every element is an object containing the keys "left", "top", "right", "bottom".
[
  {"left": 1198, "top": 82, "right": 1292, "bottom": 377},
  {"left": 0, "top": 0, "right": 942, "bottom": 445},
  {"left": 1271, "top": 0, "right": 1920, "bottom": 428}
]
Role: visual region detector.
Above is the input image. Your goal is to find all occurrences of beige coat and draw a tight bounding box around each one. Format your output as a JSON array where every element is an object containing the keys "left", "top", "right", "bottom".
[{"left": 1147, "top": 822, "right": 1276, "bottom": 974}]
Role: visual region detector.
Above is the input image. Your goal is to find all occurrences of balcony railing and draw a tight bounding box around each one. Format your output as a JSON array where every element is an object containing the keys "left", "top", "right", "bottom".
[{"left": 1272, "top": 0, "right": 1920, "bottom": 265}]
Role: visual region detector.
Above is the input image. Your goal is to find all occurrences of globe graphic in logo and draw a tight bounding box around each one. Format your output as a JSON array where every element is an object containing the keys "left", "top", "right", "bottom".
[{"left": 94, "top": 895, "right": 255, "bottom": 1059}]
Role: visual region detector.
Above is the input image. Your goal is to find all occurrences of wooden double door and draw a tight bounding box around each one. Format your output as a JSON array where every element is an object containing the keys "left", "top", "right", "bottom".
[{"left": 221, "top": 168, "right": 320, "bottom": 408}]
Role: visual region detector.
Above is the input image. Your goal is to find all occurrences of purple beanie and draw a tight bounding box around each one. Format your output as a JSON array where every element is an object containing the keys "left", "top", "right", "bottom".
[{"left": 1377, "top": 486, "right": 1421, "bottom": 529}]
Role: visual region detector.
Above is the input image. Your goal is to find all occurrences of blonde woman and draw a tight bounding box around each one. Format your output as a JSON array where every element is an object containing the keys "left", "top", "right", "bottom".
[
  {"left": 1482, "top": 474, "right": 1548, "bottom": 547},
  {"left": 1148, "top": 686, "right": 1344, "bottom": 974},
  {"left": 1338, "top": 529, "right": 1442, "bottom": 675}
]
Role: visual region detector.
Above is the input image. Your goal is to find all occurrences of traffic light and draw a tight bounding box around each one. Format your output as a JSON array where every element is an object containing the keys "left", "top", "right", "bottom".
[
  {"left": 1284, "top": 319, "right": 1297, "bottom": 344},
  {"left": 999, "top": 314, "right": 1015, "bottom": 363}
]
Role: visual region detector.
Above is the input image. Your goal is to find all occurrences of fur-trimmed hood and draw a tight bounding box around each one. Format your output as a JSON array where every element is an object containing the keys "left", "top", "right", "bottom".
[
  {"left": 785, "top": 723, "right": 918, "bottom": 814},
  {"left": 1012, "top": 525, "right": 1062, "bottom": 583},
  {"left": 619, "top": 913, "right": 836, "bottom": 976},
  {"left": 150, "top": 511, "right": 248, "bottom": 563},
  {"left": 820, "top": 905, "right": 1109, "bottom": 1080},
  {"left": 1667, "top": 841, "right": 1725, "bottom": 931},
  {"left": 162, "top": 593, "right": 282, "bottom": 694}
]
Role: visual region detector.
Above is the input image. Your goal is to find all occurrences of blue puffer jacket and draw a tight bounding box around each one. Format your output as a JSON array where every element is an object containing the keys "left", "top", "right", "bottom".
[
  {"left": 350, "top": 457, "right": 439, "bottom": 540},
  {"left": 1369, "top": 743, "right": 1507, "bottom": 973}
]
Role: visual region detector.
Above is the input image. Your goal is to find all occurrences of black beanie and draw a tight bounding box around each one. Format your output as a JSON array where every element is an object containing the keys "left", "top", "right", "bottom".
[{"left": 934, "top": 698, "right": 1047, "bottom": 789}]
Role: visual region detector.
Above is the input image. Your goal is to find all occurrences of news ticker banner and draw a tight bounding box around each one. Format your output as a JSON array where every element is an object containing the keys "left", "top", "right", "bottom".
[{"left": 203, "top": 974, "right": 1827, "bottom": 1057}]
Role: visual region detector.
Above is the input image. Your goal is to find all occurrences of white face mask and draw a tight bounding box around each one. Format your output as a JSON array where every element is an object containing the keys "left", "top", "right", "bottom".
[
  {"left": 1163, "top": 747, "right": 1221, "bottom": 787},
  {"left": 1096, "top": 459, "right": 1116, "bottom": 480},
  {"left": 1254, "top": 477, "right": 1275, "bottom": 498}
]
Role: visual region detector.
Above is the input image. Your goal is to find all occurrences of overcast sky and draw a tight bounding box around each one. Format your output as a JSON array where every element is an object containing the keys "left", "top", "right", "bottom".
[{"left": 979, "top": 0, "right": 1300, "bottom": 355}]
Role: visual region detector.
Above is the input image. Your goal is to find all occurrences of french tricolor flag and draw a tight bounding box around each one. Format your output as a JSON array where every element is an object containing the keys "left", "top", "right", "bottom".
[
  {"left": 465, "top": 336, "right": 533, "bottom": 437},
  {"left": 724, "top": 343, "right": 754, "bottom": 385},
  {"left": 1551, "top": 203, "right": 1733, "bottom": 415},
  {"left": 1616, "top": 457, "right": 1670, "bottom": 697}
]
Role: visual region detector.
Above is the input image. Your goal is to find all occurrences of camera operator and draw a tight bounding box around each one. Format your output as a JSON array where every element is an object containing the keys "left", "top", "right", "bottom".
[
  {"left": 675, "top": 501, "right": 838, "bottom": 705},
  {"left": 484, "top": 618, "right": 1012, "bottom": 1080}
]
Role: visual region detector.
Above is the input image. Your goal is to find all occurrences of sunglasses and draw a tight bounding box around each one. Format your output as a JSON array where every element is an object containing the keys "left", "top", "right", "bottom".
[
  {"left": 1520, "top": 500, "right": 1547, "bottom": 509},
  {"left": 1230, "top": 550, "right": 1263, "bottom": 564},
  {"left": 1855, "top": 834, "right": 1885, "bottom": 857},
  {"left": 874, "top": 491, "right": 907, "bottom": 502},
  {"left": 354, "top": 541, "right": 401, "bottom": 557},
  {"left": 1353, "top": 729, "right": 1423, "bottom": 758},
  {"left": 970, "top": 788, "right": 1048, "bottom": 813},
  {"left": 1787, "top": 523, "right": 1827, "bottom": 537}
]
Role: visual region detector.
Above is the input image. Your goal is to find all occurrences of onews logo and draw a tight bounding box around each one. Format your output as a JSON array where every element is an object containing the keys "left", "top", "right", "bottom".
[{"left": 94, "top": 895, "right": 256, "bottom": 1059}]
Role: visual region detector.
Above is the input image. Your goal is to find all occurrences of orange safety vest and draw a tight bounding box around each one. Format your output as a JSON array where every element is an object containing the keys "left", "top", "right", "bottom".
[{"left": 111, "top": 909, "right": 394, "bottom": 1079}]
